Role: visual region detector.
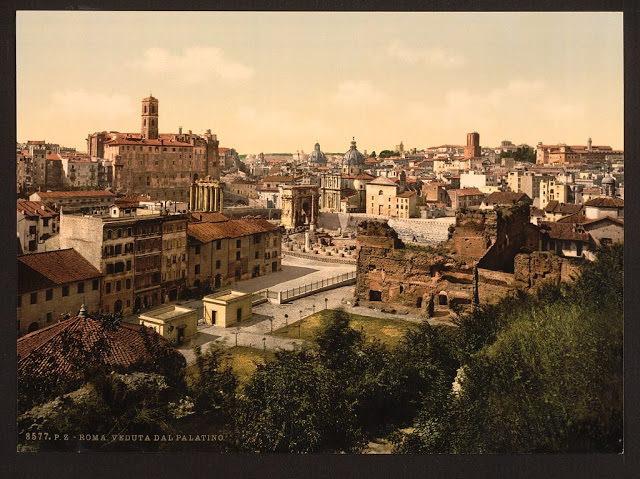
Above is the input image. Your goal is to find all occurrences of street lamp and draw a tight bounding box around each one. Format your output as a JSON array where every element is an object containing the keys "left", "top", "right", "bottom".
[
  {"left": 262, "top": 337, "right": 266, "bottom": 352},
  {"left": 312, "top": 304, "right": 316, "bottom": 315},
  {"left": 233, "top": 328, "right": 239, "bottom": 347},
  {"left": 284, "top": 313, "right": 288, "bottom": 326},
  {"left": 325, "top": 298, "right": 328, "bottom": 310},
  {"left": 299, "top": 310, "right": 302, "bottom": 321}
]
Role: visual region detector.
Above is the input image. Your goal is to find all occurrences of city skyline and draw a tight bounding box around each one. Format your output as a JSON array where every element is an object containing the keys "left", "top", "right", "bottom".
[{"left": 17, "top": 11, "right": 623, "bottom": 154}]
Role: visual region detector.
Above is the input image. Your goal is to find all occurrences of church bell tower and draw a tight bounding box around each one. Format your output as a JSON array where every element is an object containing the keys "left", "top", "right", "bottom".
[{"left": 141, "top": 96, "right": 159, "bottom": 140}]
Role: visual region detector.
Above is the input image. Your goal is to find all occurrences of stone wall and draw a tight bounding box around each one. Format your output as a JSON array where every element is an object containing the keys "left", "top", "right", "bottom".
[
  {"left": 513, "top": 251, "right": 582, "bottom": 289},
  {"left": 354, "top": 204, "right": 566, "bottom": 316}
]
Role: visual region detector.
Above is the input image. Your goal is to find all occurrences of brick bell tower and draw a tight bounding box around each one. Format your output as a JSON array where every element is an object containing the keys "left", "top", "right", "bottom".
[{"left": 141, "top": 95, "right": 159, "bottom": 140}]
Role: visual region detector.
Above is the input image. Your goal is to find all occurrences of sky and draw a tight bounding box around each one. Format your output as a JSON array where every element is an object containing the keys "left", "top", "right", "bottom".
[{"left": 16, "top": 11, "right": 623, "bottom": 155}]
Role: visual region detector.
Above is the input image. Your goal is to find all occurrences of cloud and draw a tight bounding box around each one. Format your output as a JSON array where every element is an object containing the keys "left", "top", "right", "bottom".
[
  {"left": 49, "top": 89, "right": 134, "bottom": 118},
  {"left": 133, "top": 46, "right": 254, "bottom": 83},
  {"left": 386, "top": 40, "right": 465, "bottom": 69},
  {"left": 334, "top": 81, "right": 386, "bottom": 106},
  {"left": 234, "top": 106, "right": 328, "bottom": 138}
]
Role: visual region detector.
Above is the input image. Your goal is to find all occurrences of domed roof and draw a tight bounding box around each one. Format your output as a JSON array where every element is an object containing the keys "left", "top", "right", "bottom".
[
  {"left": 343, "top": 138, "right": 364, "bottom": 165},
  {"left": 309, "top": 142, "right": 327, "bottom": 164},
  {"left": 602, "top": 174, "right": 616, "bottom": 185}
]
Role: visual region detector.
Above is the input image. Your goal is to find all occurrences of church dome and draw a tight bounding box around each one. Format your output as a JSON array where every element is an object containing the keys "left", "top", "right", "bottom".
[
  {"left": 343, "top": 138, "right": 364, "bottom": 165},
  {"left": 602, "top": 174, "right": 616, "bottom": 185},
  {"left": 309, "top": 142, "right": 327, "bottom": 164}
]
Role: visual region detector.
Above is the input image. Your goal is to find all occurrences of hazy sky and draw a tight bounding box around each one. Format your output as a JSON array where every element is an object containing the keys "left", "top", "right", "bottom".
[{"left": 16, "top": 11, "right": 623, "bottom": 154}]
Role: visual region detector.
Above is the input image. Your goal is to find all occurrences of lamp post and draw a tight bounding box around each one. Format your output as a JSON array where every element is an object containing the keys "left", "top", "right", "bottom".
[
  {"left": 325, "top": 298, "right": 328, "bottom": 310},
  {"left": 233, "top": 329, "right": 239, "bottom": 347},
  {"left": 262, "top": 337, "right": 266, "bottom": 352},
  {"left": 312, "top": 304, "right": 315, "bottom": 315},
  {"left": 299, "top": 310, "right": 302, "bottom": 321},
  {"left": 284, "top": 313, "right": 288, "bottom": 326}
]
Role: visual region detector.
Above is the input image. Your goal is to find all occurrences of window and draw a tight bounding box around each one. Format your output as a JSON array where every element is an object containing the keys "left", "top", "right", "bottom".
[
  {"left": 77, "top": 282, "right": 84, "bottom": 294},
  {"left": 30, "top": 292, "right": 37, "bottom": 304},
  {"left": 106, "top": 282, "right": 111, "bottom": 294},
  {"left": 92, "top": 279, "right": 99, "bottom": 290},
  {"left": 43, "top": 218, "right": 49, "bottom": 227},
  {"left": 107, "top": 230, "right": 112, "bottom": 239},
  {"left": 126, "top": 260, "right": 131, "bottom": 271},
  {"left": 29, "top": 225, "right": 37, "bottom": 234},
  {"left": 236, "top": 239, "right": 241, "bottom": 248},
  {"left": 115, "top": 262, "right": 124, "bottom": 273},
  {"left": 236, "top": 251, "right": 241, "bottom": 260},
  {"left": 62, "top": 285, "right": 69, "bottom": 297},
  {"left": 46, "top": 289, "right": 53, "bottom": 301},
  {"left": 215, "top": 260, "right": 221, "bottom": 269},
  {"left": 195, "top": 245, "right": 201, "bottom": 254},
  {"left": 117, "top": 229, "right": 122, "bottom": 238},
  {"left": 116, "top": 281, "right": 122, "bottom": 292},
  {"left": 195, "top": 264, "right": 200, "bottom": 274},
  {"left": 106, "top": 263, "right": 114, "bottom": 274},
  {"left": 216, "top": 240, "right": 222, "bottom": 250},
  {"left": 126, "top": 279, "right": 131, "bottom": 289},
  {"left": 115, "top": 244, "right": 122, "bottom": 254}
]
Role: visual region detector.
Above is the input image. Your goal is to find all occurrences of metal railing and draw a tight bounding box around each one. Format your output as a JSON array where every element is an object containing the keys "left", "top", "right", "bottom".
[
  {"left": 279, "top": 271, "right": 357, "bottom": 302},
  {"left": 283, "top": 250, "right": 357, "bottom": 264}
]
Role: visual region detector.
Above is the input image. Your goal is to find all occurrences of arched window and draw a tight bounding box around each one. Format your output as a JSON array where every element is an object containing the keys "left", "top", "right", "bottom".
[{"left": 378, "top": 190, "right": 384, "bottom": 195}]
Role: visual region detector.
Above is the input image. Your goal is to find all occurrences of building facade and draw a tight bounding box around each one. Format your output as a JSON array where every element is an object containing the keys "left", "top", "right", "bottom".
[
  {"left": 187, "top": 218, "right": 282, "bottom": 291},
  {"left": 87, "top": 96, "right": 221, "bottom": 201},
  {"left": 17, "top": 249, "right": 102, "bottom": 336}
]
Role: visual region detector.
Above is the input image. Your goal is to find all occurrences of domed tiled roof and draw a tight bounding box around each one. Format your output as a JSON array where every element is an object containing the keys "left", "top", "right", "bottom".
[
  {"left": 309, "top": 142, "right": 327, "bottom": 164},
  {"left": 343, "top": 138, "right": 364, "bottom": 165},
  {"left": 602, "top": 174, "right": 616, "bottom": 185}
]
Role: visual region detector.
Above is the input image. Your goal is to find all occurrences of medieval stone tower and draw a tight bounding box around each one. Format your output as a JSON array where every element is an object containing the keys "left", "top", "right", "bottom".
[{"left": 141, "top": 96, "right": 159, "bottom": 140}]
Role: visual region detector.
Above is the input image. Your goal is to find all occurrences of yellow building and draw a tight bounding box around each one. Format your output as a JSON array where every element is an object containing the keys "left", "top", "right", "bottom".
[
  {"left": 202, "top": 290, "right": 252, "bottom": 327},
  {"left": 366, "top": 176, "right": 399, "bottom": 216},
  {"left": 138, "top": 304, "right": 198, "bottom": 344}
]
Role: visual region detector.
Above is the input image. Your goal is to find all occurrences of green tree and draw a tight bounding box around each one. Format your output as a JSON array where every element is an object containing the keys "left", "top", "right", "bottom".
[
  {"left": 395, "top": 245, "right": 623, "bottom": 453},
  {"left": 235, "top": 347, "right": 365, "bottom": 453}
]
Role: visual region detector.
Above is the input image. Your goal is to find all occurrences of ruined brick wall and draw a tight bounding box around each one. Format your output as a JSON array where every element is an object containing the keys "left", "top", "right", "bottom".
[
  {"left": 448, "top": 211, "right": 493, "bottom": 261},
  {"left": 477, "top": 203, "right": 533, "bottom": 273},
  {"left": 514, "top": 252, "right": 582, "bottom": 289},
  {"left": 355, "top": 220, "right": 476, "bottom": 314}
]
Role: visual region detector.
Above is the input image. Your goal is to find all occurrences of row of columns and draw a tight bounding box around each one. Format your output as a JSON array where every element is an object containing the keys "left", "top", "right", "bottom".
[{"left": 189, "top": 182, "right": 223, "bottom": 212}]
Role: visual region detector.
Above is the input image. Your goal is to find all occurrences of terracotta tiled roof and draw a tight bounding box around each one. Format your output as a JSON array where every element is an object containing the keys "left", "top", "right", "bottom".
[
  {"left": 581, "top": 216, "right": 624, "bottom": 227},
  {"left": 539, "top": 221, "right": 592, "bottom": 242},
  {"left": 452, "top": 187, "right": 484, "bottom": 197},
  {"left": 342, "top": 173, "right": 375, "bottom": 180},
  {"left": 188, "top": 212, "right": 229, "bottom": 223},
  {"left": 261, "top": 175, "right": 293, "bottom": 183},
  {"left": 485, "top": 191, "right": 531, "bottom": 205},
  {"left": 45, "top": 154, "right": 62, "bottom": 161},
  {"left": 18, "top": 314, "right": 184, "bottom": 380},
  {"left": 17, "top": 200, "right": 58, "bottom": 218},
  {"left": 368, "top": 176, "right": 398, "bottom": 186},
  {"left": 543, "top": 201, "right": 582, "bottom": 215},
  {"left": 397, "top": 191, "right": 416, "bottom": 198},
  {"left": 584, "top": 197, "right": 624, "bottom": 208},
  {"left": 18, "top": 249, "right": 102, "bottom": 293},
  {"left": 35, "top": 190, "right": 116, "bottom": 199},
  {"left": 188, "top": 218, "right": 279, "bottom": 243}
]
